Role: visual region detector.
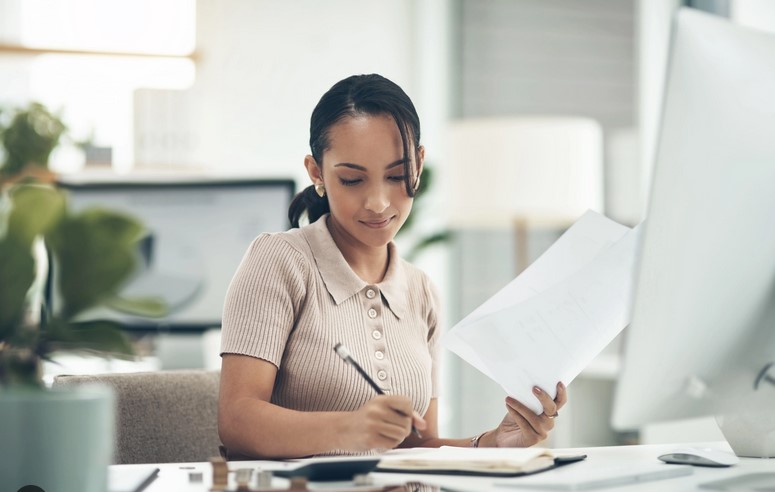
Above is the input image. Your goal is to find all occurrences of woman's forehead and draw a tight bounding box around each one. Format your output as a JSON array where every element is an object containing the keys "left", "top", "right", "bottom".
[{"left": 324, "top": 114, "right": 408, "bottom": 163}]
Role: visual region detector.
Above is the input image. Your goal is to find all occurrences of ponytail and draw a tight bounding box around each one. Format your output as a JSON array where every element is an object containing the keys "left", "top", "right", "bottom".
[{"left": 288, "top": 184, "right": 330, "bottom": 228}]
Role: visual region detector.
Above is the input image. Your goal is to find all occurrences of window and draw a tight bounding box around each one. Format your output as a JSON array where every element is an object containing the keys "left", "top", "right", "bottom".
[{"left": 0, "top": 0, "right": 196, "bottom": 171}]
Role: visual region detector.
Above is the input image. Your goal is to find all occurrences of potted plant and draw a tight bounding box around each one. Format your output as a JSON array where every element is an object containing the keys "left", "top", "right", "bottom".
[
  {"left": 0, "top": 102, "right": 66, "bottom": 186},
  {"left": 0, "top": 103, "right": 165, "bottom": 492},
  {"left": 0, "top": 184, "right": 168, "bottom": 492}
]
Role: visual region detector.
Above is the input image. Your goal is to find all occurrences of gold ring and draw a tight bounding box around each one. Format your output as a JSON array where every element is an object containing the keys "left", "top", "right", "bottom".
[{"left": 546, "top": 412, "right": 559, "bottom": 419}]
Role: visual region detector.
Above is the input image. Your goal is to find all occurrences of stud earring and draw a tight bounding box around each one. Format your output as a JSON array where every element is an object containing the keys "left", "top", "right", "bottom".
[{"left": 315, "top": 183, "right": 326, "bottom": 198}]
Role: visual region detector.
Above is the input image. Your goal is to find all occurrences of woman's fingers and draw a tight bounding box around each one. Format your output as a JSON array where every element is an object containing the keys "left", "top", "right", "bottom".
[
  {"left": 373, "top": 396, "right": 422, "bottom": 440},
  {"left": 504, "top": 398, "right": 545, "bottom": 442},
  {"left": 554, "top": 381, "right": 568, "bottom": 410},
  {"left": 412, "top": 410, "right": 428, "bottom": 431},
  {"left": 532, "top": 386, "right": 558, "bottom": 417},
  {"left": 530, "top": 381, "right": 568, "bottom": 416},
  {"left": 506, "top": 396, "right": 554, "bottom": 439},
  {"left": 383, "top": 397, "right": 422, "bottom": 427},
  {"left": 496, "top": 382, "right": 567, "bottom": 447}
]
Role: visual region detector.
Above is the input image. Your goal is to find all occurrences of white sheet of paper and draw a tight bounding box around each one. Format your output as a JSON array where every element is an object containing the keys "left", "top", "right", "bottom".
[{"left": 442, "top": 211, "right": 640, "bottom": 414}]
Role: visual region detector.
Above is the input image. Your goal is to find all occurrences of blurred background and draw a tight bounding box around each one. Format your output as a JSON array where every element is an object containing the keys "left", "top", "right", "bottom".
[{"left": 2, "top": 0, "right": 774, "bottom": 448}]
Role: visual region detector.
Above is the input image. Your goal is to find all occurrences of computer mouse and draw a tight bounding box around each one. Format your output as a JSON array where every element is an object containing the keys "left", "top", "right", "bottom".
[{"left": 658, "top": 447, "right": 740, "bottom": 467}]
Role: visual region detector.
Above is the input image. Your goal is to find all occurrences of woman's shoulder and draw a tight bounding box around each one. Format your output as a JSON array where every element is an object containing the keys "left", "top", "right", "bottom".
[
  {"left": 395, "top": 256, "right": 440, "bottom": 301},
  {"left": 396, "top": 256, "right": 429, "bottom": 281},
  {"left": 243, "top": 227, "right": 314, "bottom": 266}
]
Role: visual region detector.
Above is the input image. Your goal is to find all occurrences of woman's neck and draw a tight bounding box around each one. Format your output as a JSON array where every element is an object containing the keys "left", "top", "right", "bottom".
[{"left": 326, "top": 216, "right": 390, "bottom": 284}]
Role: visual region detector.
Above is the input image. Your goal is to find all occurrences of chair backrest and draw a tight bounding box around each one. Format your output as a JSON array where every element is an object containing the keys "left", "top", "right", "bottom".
[{"left": 53, "top": 369, "right": 221, "bottom": 464}]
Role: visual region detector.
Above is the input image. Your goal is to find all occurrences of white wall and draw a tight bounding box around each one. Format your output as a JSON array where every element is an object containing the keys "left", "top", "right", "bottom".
[
  {"left": 189, "top": 0, "right": 416, "bottom": 186},
  {"left": 732, "top": 0, "right": 775, "bottom": 32}
]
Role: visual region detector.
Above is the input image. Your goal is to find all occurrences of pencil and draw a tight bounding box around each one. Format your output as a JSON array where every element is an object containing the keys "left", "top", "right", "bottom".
[{"left": 333, "top": 342, "right": 422, "bottom": 438}]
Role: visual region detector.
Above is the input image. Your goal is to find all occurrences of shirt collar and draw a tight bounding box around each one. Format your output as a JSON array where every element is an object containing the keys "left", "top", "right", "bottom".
[{"left": 303, "top": 215, "right": 408, "bottom": 319}]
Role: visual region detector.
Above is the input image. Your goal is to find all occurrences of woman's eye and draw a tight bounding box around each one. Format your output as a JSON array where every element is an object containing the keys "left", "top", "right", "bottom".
[
  {"left": 339, "top": 178, "right": 362, "bottom": 186},
  {"left": 389, "top": 175, "right": 407, "bottom": 182}
]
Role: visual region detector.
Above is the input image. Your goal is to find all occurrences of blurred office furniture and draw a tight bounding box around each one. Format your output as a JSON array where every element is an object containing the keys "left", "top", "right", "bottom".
[
  {"left": 53, "top": 370, "right": 221, "bottom": 464},
  {"left": 42, "top": 352, "right": 161, "bottom": 388},
  {"left": 443, "top": 117, "right": 614, "bottom": 446}
]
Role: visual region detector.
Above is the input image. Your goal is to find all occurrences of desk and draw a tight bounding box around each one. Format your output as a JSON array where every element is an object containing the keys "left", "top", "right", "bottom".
[{"left": 113, "top": 442, "right": 775, "bottom": 492}]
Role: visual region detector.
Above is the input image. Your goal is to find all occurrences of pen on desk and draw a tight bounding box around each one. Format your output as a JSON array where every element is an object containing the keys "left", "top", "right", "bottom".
[{"left": 333, "top": 342, "right": 422, "bottom": 438}]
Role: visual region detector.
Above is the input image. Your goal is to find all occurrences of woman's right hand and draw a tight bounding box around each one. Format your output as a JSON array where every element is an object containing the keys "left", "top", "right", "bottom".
[{"left": 342, "top": 395, "right": 426, "bottom": 451}]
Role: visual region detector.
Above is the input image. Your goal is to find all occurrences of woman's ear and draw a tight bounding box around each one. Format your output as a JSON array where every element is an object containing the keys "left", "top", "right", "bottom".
[
  {"left": 413, "top": 146, "right": 425, "bottom": 192},
  {"left": 304, "top": 155, "right": 323, "bottom": 185}
]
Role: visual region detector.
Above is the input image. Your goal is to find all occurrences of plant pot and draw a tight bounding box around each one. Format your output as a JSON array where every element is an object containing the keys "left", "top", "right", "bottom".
[{"left": 0, "top": 384, "right": 114, "bottom": 492}]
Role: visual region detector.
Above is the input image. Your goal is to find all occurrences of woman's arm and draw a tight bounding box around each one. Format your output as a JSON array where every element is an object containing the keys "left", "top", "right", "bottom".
[
  {"left": 399, "top": 382, "right": 568, "bottom": 449},
  {"left": 399, "top": 399, "right": 472, "bottom": 448},
  {"left": 218, "top": 354, "right": 424, "bottom": 458}
]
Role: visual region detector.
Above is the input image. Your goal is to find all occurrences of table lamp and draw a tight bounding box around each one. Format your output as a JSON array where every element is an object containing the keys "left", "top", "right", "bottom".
[{"left": 444, "top": 116, "right": 604, "bottom": 271}]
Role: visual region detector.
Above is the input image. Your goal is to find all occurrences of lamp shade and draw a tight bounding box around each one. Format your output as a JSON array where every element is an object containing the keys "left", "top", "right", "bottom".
[{"left": 444, "top": 117, "right": 604, "bottom": 227}]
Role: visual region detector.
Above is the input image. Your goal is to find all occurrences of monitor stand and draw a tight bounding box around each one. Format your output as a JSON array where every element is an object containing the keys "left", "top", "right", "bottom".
[{"left": 715, "top": 364, "right": 775, "bottom": 458}]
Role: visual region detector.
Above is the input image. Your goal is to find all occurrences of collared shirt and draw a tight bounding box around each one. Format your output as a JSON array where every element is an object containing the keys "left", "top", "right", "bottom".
[{"left": 221, "top": 215, "right": 440, "bottom": 425}]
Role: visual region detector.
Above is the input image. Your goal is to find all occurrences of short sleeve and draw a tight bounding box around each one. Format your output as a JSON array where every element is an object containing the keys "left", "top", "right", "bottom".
[{"left": 220, "top": 233, "right": 308, "bottom": 367}]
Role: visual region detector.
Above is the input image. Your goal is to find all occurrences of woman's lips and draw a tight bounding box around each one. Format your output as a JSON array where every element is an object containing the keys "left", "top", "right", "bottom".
[{"left": 361, "top": 217, "right": 393, "bottom": 228}]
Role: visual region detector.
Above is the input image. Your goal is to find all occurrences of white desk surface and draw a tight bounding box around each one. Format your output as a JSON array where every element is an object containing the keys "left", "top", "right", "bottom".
[{"left": 114, "top": 441, "right": 775, "bottom": 492}]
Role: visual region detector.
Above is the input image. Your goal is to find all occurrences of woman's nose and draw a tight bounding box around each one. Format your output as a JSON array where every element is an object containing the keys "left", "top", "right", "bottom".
[{"left": 364, "top": 184, "right": 390, "bottom": 213}]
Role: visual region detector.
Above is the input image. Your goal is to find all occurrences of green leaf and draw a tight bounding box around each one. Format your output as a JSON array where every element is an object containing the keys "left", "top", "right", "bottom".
[
  {"left": 405, "top": 231, "right": 452, "bottom": 262},
  {"left": 46, "top": 208, "right": 145, "bottom": 319},
  {"left": 1, "top": 102, "right": 66, "bottom": 175},
  {"left": 0, "top": 237, "right": 36, "bottom": 340},
  {"left": 7, "top": 184, "right": 66, "bottom": 246},
  {"left": 399, "top": 166, "right": 435, "bottom": 235},
  {"left": 417, "top": 164, "right": 434, "bottom": 196},
  {"left": 45, "top": 318, "right": 134, "bottom": 357},
  {"left": 104, "top": 296, "right": 168, "bottom": 318}
]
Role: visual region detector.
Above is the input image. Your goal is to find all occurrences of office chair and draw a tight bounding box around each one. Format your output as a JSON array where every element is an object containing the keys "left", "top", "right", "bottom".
[{"left": 53, "top": 369, "right": 221, "bottom": 464}]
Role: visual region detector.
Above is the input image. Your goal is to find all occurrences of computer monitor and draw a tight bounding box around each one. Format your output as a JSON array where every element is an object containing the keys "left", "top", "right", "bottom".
[
  {"left": 611, "top": 8, "right": 775, "bottom": 458},
  {"left": 54, "top": 175, "right": 295, "bottom": 332}
]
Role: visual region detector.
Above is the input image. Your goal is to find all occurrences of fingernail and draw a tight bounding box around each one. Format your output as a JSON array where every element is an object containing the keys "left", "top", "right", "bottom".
[
  {"left": 558, "top": 381, "right": 565, "bottom": 389},
  {"left": 412, "top": 411, "right": 427, "bottom": 430},
  {"left": 533, "top": 386, "right": 542, "bottom": 395}
]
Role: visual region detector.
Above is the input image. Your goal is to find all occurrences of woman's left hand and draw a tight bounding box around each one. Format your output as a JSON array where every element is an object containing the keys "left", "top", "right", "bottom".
[{"left": 487, "top": 382, "right": 568, "bottom": 448}]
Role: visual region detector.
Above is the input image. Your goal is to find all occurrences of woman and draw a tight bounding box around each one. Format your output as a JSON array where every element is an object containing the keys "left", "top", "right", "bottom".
[{"left": 218, "top": 74, "right": 567, "bottom": 459}]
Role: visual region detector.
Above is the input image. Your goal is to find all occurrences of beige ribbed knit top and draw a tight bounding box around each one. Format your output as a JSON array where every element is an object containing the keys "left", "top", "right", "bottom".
[{"left": 220, "top": 215, "right": 440, "bottom": 420}]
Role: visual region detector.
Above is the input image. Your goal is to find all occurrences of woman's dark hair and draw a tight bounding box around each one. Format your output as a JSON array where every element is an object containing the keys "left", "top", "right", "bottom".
[{"left": 288, "top": 74, "right": 422, "bottom": 228}]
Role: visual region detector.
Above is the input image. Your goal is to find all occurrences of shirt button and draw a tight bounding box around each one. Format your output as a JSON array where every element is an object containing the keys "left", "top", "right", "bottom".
[
  {"left": 368, "top": 308, "right": 377, "bottom": 319},
  {"left": 366, "top": 289, "right": 376, "bottom": 299},
  {"left": 377, "top": 370, "right": 387, "bottom": 381},
  {"left": 375, "top": 351, "right": 384, "bottom": 360},
  {"left": 372, "top": 330, "right": 382, "bottom": 340}
]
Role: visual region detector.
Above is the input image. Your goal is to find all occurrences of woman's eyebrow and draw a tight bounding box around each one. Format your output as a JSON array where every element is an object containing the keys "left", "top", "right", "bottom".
[{"left": 333, "top": 159, "right": 406, "bottom": 171}]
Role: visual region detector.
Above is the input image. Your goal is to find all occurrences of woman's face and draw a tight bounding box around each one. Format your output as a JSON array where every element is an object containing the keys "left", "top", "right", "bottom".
[{"left": 305, "top": 114, "right": 423, "bottom": 250}]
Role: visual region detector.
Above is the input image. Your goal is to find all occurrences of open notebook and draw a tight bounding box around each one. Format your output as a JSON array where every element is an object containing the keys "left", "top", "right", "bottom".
[{"left": 376, "top": 447, "right": 585, "bottom": 477}]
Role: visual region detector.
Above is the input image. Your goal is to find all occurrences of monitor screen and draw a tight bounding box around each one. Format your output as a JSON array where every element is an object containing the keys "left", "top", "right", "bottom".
[
  {"left": 54, "top": 176, "right": 295, "bottom": 332},
  {"left": 611, "top": 8, "right": 775, "bottom": 457}
]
